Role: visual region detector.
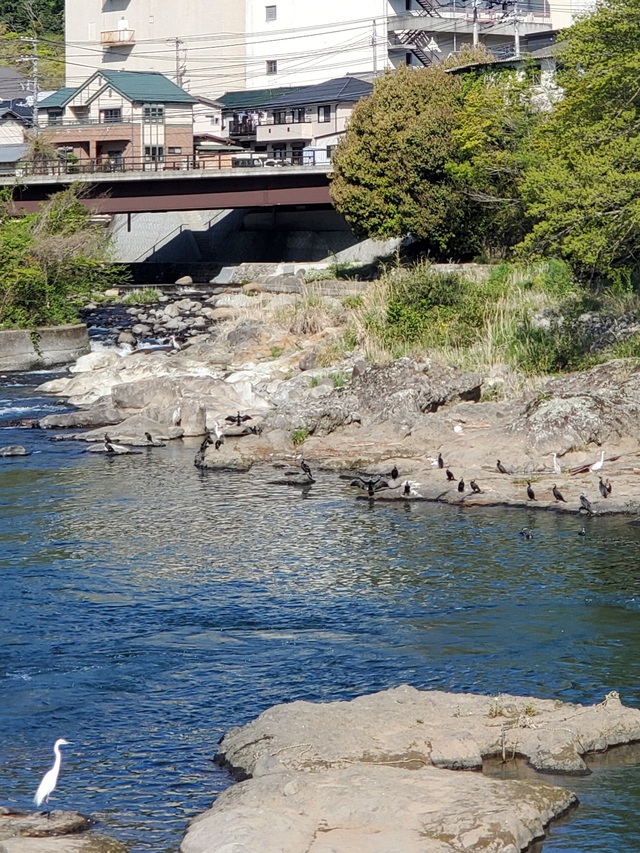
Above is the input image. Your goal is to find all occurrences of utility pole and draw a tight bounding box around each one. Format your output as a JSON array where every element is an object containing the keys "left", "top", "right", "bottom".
[
  {"left": 513, "top": 0, "right": 520, "bottom": 58},
  {"left": 18, "top": 35, "right": 39, "bottom": 134},
  {"left": 167, "top": 37, "right": 186, "bottom": 88},
  {"left": 372, "top": 19, "right": 378, "bottom": 77},
  {"left": 472, "top": 0, "right": 479, "bottom": 48}
]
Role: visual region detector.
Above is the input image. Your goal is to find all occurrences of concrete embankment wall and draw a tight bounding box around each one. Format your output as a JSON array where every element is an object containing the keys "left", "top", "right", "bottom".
[
  {"left": 0, "top": 324, "right": 90, "bottom": 372},
  {"left": 109, "top": 208, "right": 400, "bottom": 267}
]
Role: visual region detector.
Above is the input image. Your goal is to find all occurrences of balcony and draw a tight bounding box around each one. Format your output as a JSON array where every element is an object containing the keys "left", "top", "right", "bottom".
[
  {"left": 100, "top": 29, "right": 136, "bottom": 47},
  {"left": 256, "top": 118, "right": 313, "bottom": 144},
  {"left": 228, "top": 119, "right": 257, "bottom": 137}
]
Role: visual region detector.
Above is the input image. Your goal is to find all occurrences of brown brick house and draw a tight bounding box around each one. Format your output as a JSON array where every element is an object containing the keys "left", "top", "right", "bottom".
[{"left": 37, "top": 69, "right": 196, "bottom": 169}]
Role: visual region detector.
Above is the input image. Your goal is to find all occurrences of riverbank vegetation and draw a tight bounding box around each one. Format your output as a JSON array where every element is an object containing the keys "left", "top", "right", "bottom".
[
  {"left": 0, "top": 0, "right": 65, "bottom": 90},
  {"left": 0, "top": 186, "right": 124, "bottom": 328},
  {"left": 331, "top": 0, "right": 640, "bottom": 291}
]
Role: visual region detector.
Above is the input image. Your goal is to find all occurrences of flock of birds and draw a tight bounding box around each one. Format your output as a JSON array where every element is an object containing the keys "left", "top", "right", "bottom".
[{"left": 99, "top": 411, "right": 616, "bottom": 535}]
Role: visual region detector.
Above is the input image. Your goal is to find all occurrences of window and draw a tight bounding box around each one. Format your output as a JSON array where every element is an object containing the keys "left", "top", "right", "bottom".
[
  {"left": 273, "top": 110, "right": 287, "bottom": 125},
  {"left": 291, "top": 108, "right": 305, "bottom": 123},
  {"left": 47, "top": 109, "right": 63, "bottom": 126},
  {"left": 168, "top": 147, "right": 182, "bottom": 154},
  {"left": 266, "top": 5, "right": 277, "bottom": 21},
  {"left": 266, "top": 59, "right": 277, "bottom": 75},
  {"left": 317, "top": 105, "right": 330, "bottom": 123},
  {"left": 100, "top": 108, "right": 122, "bottom": 123},
  {"left": 405, "top": 0, "right": 412, "bottom": 9},
  {"left": 144, "top": 145, "right": 165, "bottom": 161},
  {"left": 406, "top": 52, "right": 412, "bottom": 66},
  {"left": 143, "top": 105, "right": 165, "bottom": 123}
]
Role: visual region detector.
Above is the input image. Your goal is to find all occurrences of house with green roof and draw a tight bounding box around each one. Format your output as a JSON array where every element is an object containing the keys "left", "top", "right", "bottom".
[{"left": 37, "top": 69, "right": 197, "bottom": 168}]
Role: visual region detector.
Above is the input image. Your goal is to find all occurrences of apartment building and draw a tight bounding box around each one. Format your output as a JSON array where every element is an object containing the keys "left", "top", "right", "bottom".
[{"left": 65, "top": 1, "right": 580, "bottom": 99}]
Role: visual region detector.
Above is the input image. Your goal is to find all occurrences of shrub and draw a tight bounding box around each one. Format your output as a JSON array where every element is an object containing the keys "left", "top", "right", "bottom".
[
  {"left": 120, "top": 288, "right": 162, "bottom": 305},
  {"left": 291, "top": 427, "right": 310, "bottom": 447}
]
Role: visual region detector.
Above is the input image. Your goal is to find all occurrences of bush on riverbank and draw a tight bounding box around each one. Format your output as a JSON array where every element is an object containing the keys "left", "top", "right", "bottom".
[
  {"left": 343, "top": 260, "right": 640, "bottom": 382},
  {"left": 0, "top": 186, "right": 125, "bottom": 329}
]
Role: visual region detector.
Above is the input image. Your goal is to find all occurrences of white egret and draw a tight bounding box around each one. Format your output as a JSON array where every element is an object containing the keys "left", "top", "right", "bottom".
[
  {"left": 590, "top": 450, "right": 606, "bottom": 471},
  {"left": 34, "top": 738, "right": 71, "bottom": 810}
]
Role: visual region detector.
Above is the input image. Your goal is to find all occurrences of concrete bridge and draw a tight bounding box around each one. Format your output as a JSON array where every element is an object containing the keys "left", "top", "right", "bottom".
[{"left": 3, "top": 162, "right": 333, "bottom": 215}]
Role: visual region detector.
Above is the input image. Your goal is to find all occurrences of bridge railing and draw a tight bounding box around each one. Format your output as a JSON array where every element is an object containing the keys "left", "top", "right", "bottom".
[{"left": 13, "top": 150, "right": 331, "bottom": 178}]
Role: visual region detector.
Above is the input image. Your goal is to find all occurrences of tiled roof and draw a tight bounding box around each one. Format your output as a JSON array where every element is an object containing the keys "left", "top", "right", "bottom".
[
  {"left": 260, "top": 77, "right": 373, "bottom": 110},
  {"left": 38, "top": 87, "right": 77, "bottom": 108},
  {"left": 99, "top": 70, "right": 197, "bottom": 103},
  {"left": 39, "top": 71, "right": 197, "bottom": 109},
  {"left": 217, "top": 87, "right": 303, "bottom": 111},
  {"left": 0, "top": 142, "right": 29, "bottom": 163}
]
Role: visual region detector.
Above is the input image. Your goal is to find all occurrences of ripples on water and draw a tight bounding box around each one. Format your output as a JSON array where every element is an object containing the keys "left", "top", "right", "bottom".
[{"left": 1, "top": 375, "right": 640, "bottom": 851}]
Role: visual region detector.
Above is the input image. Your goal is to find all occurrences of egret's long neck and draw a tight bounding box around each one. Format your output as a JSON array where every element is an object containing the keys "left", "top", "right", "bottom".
[{"left": 52, "top": 744, "right": 63, "bottom": 773}]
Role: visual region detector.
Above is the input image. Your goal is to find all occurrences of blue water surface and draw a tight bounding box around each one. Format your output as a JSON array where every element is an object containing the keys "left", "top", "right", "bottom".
[{"left": 1, "top": 371, "right": 640, "bottom": 852}]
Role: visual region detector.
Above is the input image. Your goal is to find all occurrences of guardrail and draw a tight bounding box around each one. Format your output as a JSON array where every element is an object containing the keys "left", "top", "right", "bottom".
[{"left": 13, "top": 151, "right": 330, "bottom": 178}]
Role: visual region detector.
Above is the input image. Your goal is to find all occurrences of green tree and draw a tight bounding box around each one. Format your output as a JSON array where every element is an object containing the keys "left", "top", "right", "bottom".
[
  {"left": 330, "top": 65, "right": 470, "bottom": 256},
  {"left": 520, "top": 0, "right": 640, "bottom": 283},
  {"left": 330, "top": 63, "right": 538, "bottom": 259},
  {"left": 449, "top": 66, "right": 540, "bottom": 257},
  {"left": 0, "top": 185, "right": 126, "bottom": 328}
]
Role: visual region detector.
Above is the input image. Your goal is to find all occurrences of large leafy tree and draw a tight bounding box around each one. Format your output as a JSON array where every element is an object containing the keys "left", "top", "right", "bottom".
[
  {"left": 330, "top": 65, "right": 471, "bottom": 256},
  {"left": 521, "top": 0, "right": 640, "bottom": 283},
  {"left": 330, "top": 63, "right": 538, "bottom": 259}
]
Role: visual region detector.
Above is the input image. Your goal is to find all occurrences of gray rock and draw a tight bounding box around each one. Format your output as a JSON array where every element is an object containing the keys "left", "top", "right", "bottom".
[
  {"left": 298, "top": 349, "right": 318, "bottom": 371},
  {"left": 0, "top": 445, "right": 31, "bottom": 456},
  {"left": 116, "top": 331, "right": 136, "bottom": 346},
  {"left": 175, "top": 275, "right": 193, "bottom": 285},
  {"left": 130, "top": 324, "right": 151, "bottom": 337}
]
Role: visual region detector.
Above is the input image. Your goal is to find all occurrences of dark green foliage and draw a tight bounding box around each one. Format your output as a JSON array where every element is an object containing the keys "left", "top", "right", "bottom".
[
  {"left": 377, "top": 265, "right": 513, "bottom": 349},
  {"left": 0, "top": 0, "right": 64, "bottom": 34}
]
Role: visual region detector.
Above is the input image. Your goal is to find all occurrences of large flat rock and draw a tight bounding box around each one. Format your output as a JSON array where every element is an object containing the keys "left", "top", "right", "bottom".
[
  {"left": 181, "top": 764, "right": 575, "bottom": 853},
  {"left": 180, "top": 687, "right": 640, "bottom": 853}
]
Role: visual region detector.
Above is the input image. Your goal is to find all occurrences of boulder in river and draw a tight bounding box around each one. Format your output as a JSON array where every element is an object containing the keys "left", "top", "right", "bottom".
[{"left": 180, "top": 686, "right": 640, "bottom": 853}]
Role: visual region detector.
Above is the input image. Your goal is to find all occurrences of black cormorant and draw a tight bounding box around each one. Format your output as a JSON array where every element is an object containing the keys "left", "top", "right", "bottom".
[
  {"left": 527, "top": 481, "right": 536, "bottom": 501},
  {"left": 552, "top": 484, "right": 566, "bottom": 503},
  {"left": 446, "top": 469, "right": 455, "bottom": 482},
  {"left": 497, "top": 460, "right": 508, "bottom": 474},
  {"left": 457, "top": 478, "right": 465, "bottom": 493}
]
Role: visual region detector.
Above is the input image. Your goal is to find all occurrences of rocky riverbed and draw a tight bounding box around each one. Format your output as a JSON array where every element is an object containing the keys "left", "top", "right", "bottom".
[{"left": 33, "top": 284, "right": 640, "bottom": 519}]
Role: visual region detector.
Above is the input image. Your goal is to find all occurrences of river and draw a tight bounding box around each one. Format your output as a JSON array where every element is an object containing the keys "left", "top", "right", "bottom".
[{"left": 1, "top": 371, "right": 640, "bottom": 852}]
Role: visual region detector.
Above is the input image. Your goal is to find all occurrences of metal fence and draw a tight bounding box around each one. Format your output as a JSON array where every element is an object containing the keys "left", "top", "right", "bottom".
[{"left": 14, "top": 150, "right": 330, "bottom": 178}]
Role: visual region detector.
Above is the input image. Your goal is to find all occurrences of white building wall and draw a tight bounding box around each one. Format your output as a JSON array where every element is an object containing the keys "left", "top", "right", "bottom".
[
  {"left": 244, "top": 0, "right": 391, "bottom": 89},
  {"left": 65, "top": 0, "right": 246, "bottom": 97}
]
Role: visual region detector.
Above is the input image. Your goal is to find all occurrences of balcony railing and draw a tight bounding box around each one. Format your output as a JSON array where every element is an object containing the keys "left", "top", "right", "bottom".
[
  {"left": 42, "top": 116, "right": 136, "bottom": 127},
  {"left": 100, "top": 29, "right": 135, "bottom": 46}
]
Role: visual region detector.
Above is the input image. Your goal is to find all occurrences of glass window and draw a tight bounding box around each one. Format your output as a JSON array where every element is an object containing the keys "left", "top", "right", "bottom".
[
  {"left": 143, "top": 105, "right": 165, "bottom": 123},
  {"left": 292, "top": 108, "right": 305, "bottom": 123},
  {"left": 100, "top": 108, "right": 122, "bottom": 123},
  {"left": 266, "top": 5, "right": 277, "bottom": 21},
  {"left": 273, "top": 110, "right": 287, "bottom": 125},
  {"left": 266, "top": 60, "right": 277, "bottom": 75},
  {"left": 168, "top": 147, "right": 182, "bottom": 154},
  {"left": 317, "top": 105, "right": 330, "bottom": 123},
  {"left": 47, "top": 109, "right": 63, "bottom": 126},
  {"left": 144, "top": 145, "right": 165, "bottom": 161}
]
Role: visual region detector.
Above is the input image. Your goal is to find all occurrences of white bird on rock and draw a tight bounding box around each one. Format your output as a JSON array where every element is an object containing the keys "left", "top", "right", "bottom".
[
  {"left": 551, "top": 452, "right": 561, "bottom": 475},
  {"left": 34, "top": 738, "right": 72, "bottom": 811},
  {"left": 590, "top": 450, "right": 606, "bottom": 472}
]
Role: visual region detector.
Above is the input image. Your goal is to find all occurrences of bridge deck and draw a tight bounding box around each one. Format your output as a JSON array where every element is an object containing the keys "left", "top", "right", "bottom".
[{"left": 3, "top": 164, "right": 333, "bottom": 214}]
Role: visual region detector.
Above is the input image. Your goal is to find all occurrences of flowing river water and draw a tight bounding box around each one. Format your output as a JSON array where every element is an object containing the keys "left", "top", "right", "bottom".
[{"left": 1, "top": 371, "right": 640, "bottom": 852}]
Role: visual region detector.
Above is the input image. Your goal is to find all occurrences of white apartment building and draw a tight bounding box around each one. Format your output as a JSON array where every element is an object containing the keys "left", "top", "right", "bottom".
[{"left": 65, "top": 0, "right": 579, "bottom": 98}]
